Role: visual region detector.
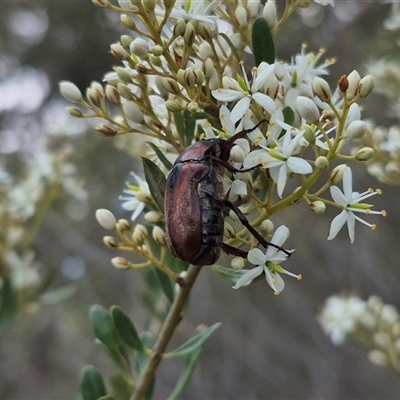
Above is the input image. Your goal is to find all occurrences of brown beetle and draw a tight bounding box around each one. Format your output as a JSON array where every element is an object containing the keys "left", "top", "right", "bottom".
[{"left": 164, "top": 123, "right": 289, "bottom": 266}]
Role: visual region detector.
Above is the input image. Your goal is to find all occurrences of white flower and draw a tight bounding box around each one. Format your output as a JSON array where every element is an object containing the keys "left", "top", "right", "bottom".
[
  {"left": 6, "top": 250, "right": 41, "bottom": 290},
  {"left": 233, "top": 225, "right": 298, "bottom": 293},
  {"left": 212, "top": 62, "right": 276, "bottom": 123},
  {"left": 120, "top": 173, "right": 152, "bottom": 221},
  {"left": 314, "top": 0, "right": 334, "bottom": 7},
  {"left": 328, "top": 167, "right": 384, "bottom": 243},
  {"left": 319, "top": 295, "right": 367, "bottom": 346},
  {"left": 243, "top": 120, "right": 312, "bottom": 197}
]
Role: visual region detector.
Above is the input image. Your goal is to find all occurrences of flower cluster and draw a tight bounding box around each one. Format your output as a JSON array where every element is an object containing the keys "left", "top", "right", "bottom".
[
  {"left": 0, "top": 135, "right": 86, "bottom": 310},
  {"left": 319, "top": 294, "right": 400, "bottom": 374},
  {"left": 60, "top": 0, "right": 388, "bottom": 294}
]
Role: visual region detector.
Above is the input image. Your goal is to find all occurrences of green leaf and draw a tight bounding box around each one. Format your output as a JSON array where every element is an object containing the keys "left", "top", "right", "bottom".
[
  {"left": 166, "top": 324, "right": 221, "bottom": 400},
  {"left": 146, "top": 142, "right": 173, "bottom": 170},
  {"left": 278, "top": 106, "right": 295, "bottom": 139},
  {"left": 142, "top": 157, "right": 166, "bottom": 213},
  {"left": 165, "top": 251, "right": 189, "bottom": 275},
  {"left": 211, "top": 264, "right": 252, "bottom": 286},
  {"left": 89, "top": 305, "right": 120, "bottom": 351},
  {"left": 110, "top": 372, "right": 134, "bottom": 400},
  {"left": 190, "top": 111, "right": 217, "bottom": 123},
  {"left": 0, "top": 276, "right": 17, "bottom": 336},
  {"left": 40, "top": 284, "right": 77, "bottom": 305},
  {"left": 80, "top": 365, "right": 107, "bottom": 400},
  {"left": 110, "top": 306, "right": 144, "bottom": 351},
  {"left": 165, "top": 323, "right": 222, "bottom": 359},
  {"left": 218, "top": 33, "right": 241, "bottom": 62},
  {"left": 153, "top": 267, "right": 175, "bottom": 304},
  {"left": 252, "top": 17, "right": 275, "bottom": 66},
  {"left": 173, "top": 111, "right": 186, "bottom": 146},
  {"left": 183, "top": 110, "right": 196, "bottom": 147},
  {"left": 98, "top": 396, "right": 115, "bottom": 400}
]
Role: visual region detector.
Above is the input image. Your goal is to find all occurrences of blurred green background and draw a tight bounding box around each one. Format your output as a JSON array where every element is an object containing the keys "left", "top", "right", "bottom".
[{"left": 1, "top": 1, "right": 400, "bottom": 399}]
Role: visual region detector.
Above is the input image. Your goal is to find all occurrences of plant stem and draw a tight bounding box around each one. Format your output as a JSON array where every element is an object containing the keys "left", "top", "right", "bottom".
[{"left": 132, "top": 264, "right": 203, "bottom": 400}]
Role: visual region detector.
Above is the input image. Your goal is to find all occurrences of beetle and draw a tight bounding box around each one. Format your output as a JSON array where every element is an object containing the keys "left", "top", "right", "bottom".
[{"left": 164, "top": 122, "right": 290, "bottom": 266}]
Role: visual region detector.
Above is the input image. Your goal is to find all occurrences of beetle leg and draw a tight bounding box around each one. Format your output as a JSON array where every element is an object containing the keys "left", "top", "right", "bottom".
[
  {"left": 221, "top": 199, "right": 292, "bottom": 258},
  {"left": 221, "top": 243, "right": 248, "bottom": 258},
  {"left": 212, "top": 156, "right": 261, "bottom": 174}
]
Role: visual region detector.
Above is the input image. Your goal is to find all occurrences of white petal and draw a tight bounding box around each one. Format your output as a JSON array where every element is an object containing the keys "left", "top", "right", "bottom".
[
  {"left": 252, "top": 92, "right": 276, "bottom": 115},
  {"left": 219, "top": 105, "right": 236, "bottom": 134},
  {"left": 271, "top": 225, "right": 289, "bottom": 247},
  {"left": 342, "top": 167, "right": 353, "bottom": 200},
  {"left": 264, "top": 267, "right": 285, "bottom": 293},
  {"left": 346, "top": 211, "right": 355, "bottom": 243},
  {"left": 230, "top": 96, "right": 251, "bottom": 124},
  {"left": 276, "top": 164, "right": 288, "bottom": 198},
  {"left": 232, "top": 266, "right": 263, "bottom": 289},
  {"left": 330, "top": 186, "right": 347, "bottom": 207},
  {"left": 212, "top": 89, "right": 245, "bottom": 102},
  {"left": 328, "top": 210, "right": 348, "bottom": 240},
  {"left": 287, "top": 157, "right": 312, "bottom": 174},
  {"left": 252, "top": 63, "right": 275, "bottom": 92},
  {"left": 131, "top": 202, "right": 146, "bottom": 221},
  {"left": 231, "top": 179, "right": 247, "bottom": 195},
  {"left": 243, "top": 149, "right": 269, "bottom": 169},
  {"left": 247, "top": 248, "right": 266, "bottom": 265}
]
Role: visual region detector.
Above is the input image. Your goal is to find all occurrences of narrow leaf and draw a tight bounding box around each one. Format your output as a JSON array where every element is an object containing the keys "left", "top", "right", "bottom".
[
  {"left": 111, "top": 306, "right": 144, "bottom": 351},
  {"left": 165, "top": 323, "right": 222, "bottom": 359},
  {"left": 142, "top": 157, "right": 166, "bottom": 212},
  {"left": 183, "top": 110, "right": 196, "bottom": 147},
  {"left": 173, "top": 111, "right": 186, "bottom": 146},
  {"left": 110, "top": 372, "right": 134, "bottom": 400},
  {"left": 279, "top": 106, "right": 295, "bottom": 138},
  {"left": 146, "top": 142, "right": 173, "bottom": 170},
  {"left": 219, "top": 33, "right": 241, "bottom": 62},
  {"left": 211, "top": 264, "right": 252, "bottom": 285},
  {"left": 252, "top": 17, "right": 275, "bottom": 66},
  {"left": 80, "top": 365, "right": 107, "bottom": 400},
  {"left": 89, "top": 305, "right": 119, "bottom": 351},
  {"left": 98, "top": 396, "right": 116, "bottom": 400},
  {"left": 0, "top": 276, "right": 17, "bottom": 336},
  {"left": 153, "top": 267, "right": 175, "bottom": 304}
]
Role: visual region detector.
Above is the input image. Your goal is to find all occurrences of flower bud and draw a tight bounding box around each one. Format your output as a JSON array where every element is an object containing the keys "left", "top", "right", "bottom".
[
  {"left": 105, "top": 84, "right": 120, "bottom": 105},
  {"left": 235, "top": 5, "right": 248, "bottom": 27},
  {"left": 247, "top": 0, "right": 261, "bottom": 18},
  {"left": 121, "top": 34, "right": 133, "bottom": 48},
  {"left": 338, "top": 75, "right": 348, "bottom": 93},
  {"left": 152, "top": 226, "right": 166, "bottom": 246},
  {"left": 315, "top": 156, "right": 329, "bottom": 171},
  {"left": 111, "top": 257, "right": 131, "bottom": 270},
  {"left": 187, "top": 101, "right": 199, "bottom": 113},
  {"left": 199, "top": 42, "right": 213, "bottom": 59},
  {"left": 183, "top": 23, "right": 196, "bottom": 45},
  {"left": 59, "top": 81, "right": 83, "bottom": 102},
  {"left": 368, "top": 350, "right": 388, "bottom": 367},
  {"left": 260, "top": 219, "right": 274, "bottom": 235},
  {"left": 310, "top": 201, "right": 326, "bottom": 214},
  {"left": 194, "top": 68, "right": 204, "bottom": 86},
  {"left": 197, "top": 22, "right": 213, "bottom": 40},
  {"left": 346, "top": 120, "right": 366, "bottom": 139},
  {"left": 132, "top": 224, "right": 148, "bottom": 246},
  {"left": 130, "top": 37, "right": 149, "bottom": 58},
  {"left": 355, "top": 147, "right": 374, "bottom": 161},
  {"left": 143, "top": 0, "right": 156, "bottom": 11},
  {"left": 231, "top": 257, "right": 246, "bottom": 270},
  {"left": 120, "top": 14, "right": 136, "bottom": 30},
  {"left": 329, "top": 164, "right": 347, "bottom": 184},
  {"left": 67, "top": 107, "right": 84, "bottom": 117},
  {"left": 346, "top": 70, "right": 361, "bottom": 100},
  {"left": 123, "top": 101, "right": 144, "bottom": 124},
  {"left": 228, "top": 209, "right": 239, "bottom": 221},
  {"left": 302, "top": 124, "right": 315, "bottom": 144},
  {"left": 312, "top": 77, "right": 331, "bottom": 102},
  {"left": 117, "top": 82, "right": 133, "bottom": 100},
  {"left": 116, "top": 67, "right": 133, "bottom": 83},
  {"left": 162, "top": 78, "right": 180, "bottom": 95},
  {"left": 96, "top": 209, "right": 117, "bottom": 230},
  {"left": 263, "top": 1, "right": 277, "bottom": 29},
  {"left": 117, "top": 218, "right": 132, "bottom": 231},
  {"left": 358, "top": 75, "right": 374, "bottom": 98},
  {"left": 165, "top": 100, "right": 183, "bottom": 112},
  {"left": 184, "top": 68, "right": 197, "bottom": 87},
  {"left": 296, "top": 96, "right": 320, "bottom": 123},
  {"left": 264, "top": 73, "right": 279, "bottom": 99},
  {"left": 92, "top": 0, "right": 110, "bottom": 8},
  {"left": 96, "top": 124, "right": 118, "bottom": 137},
  {"left": 110, "top": 43, "right": 130, "bottom": 60},
  {"left": 173, "top": 19, "right": 186, "bottom": 37},
  {"left": 230, "top": 144, "right": 246, "bottom": 163},
  {"left": 144, "top": 210, "right": 164, "bottom": 223},
  {"left": 152, "top": 45, "right": 163, "bottom": 57},
  {"left": 103, "top": 236, "right": 118, "bottom": 248},
  {"left": 230, "top": 33, "right": 242, "bottom": 50},
  {"left": 224, "top": 222, "right": 236, "bottom": 238},
  {"left": 86, "top": 87, "right": 101, "bottom": 108},
  {"left": 203, "top": 58, "right": 215, "bottom": 79}
]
